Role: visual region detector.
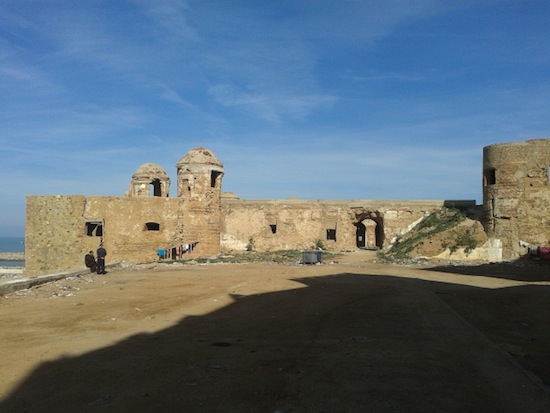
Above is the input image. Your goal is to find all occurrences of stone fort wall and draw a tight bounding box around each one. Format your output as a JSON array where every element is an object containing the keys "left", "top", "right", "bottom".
[
  {"left": 25, "top": 148, "right": 224, "bottom": 276},
  {"left": 221, "top": 198, "right": 448, "bottom": 253},
  {"left": 25, "top": 195, "right": 222, "bottom": 276},
  {"left": 27, "top": 138, "right": 548, "bottom": 276}
]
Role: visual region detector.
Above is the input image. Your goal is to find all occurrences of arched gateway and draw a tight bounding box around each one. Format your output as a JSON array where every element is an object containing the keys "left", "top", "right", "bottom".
[{"left": 354, "top": 215, "right": 384, "bottom": 249}]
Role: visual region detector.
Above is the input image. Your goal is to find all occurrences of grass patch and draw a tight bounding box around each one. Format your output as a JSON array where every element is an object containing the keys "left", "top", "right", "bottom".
[{"left": 379, "top": 208, "right": 470, "bottom": 263}]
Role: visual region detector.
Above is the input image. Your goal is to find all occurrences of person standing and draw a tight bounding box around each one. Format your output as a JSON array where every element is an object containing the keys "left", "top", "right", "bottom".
[
  {"left": 84, "top": 251, "right": 96, "bottom": 273},
  {"left": 96, "top": 244, "right": 107, "bottom": 274}
]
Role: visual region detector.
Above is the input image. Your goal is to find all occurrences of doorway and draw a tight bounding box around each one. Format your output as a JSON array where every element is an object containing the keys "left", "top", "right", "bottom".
[{"left": 355, "top": 218, "right": 383, "bottom": 249}]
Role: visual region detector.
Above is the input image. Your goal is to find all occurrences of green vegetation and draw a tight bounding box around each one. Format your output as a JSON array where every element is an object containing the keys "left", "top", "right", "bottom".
[
  {"left": 245, "top": 236, "right": 255, "bottom": 252},
  {"left": 379, "top": 208, "right": 476, "bottom": 262},
  {"left": 312, "top": 239, "right": 325, "bottom": 250},
  {"left": 445, "top": 229, "right": 478, "bottom": 255}
]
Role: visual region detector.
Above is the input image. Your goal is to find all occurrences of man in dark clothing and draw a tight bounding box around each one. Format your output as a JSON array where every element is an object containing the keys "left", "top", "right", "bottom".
[
  {"left": 84, "top": 251, "right": 96, "bottom": 273},
  {"left": 96, "top": 245, "right": 107, "bottom": 274}
]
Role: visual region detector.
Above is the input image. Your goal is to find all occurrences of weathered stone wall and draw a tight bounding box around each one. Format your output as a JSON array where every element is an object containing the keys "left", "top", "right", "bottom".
[
  {"left": 25, "top": 195, "right": 88, "bottom": 276},
  {"left": 175, "top": 147, "right": 224, "bottom": 256},
  {"left": 25, "top": 195, "right": 221, "bottom": 276},
  {"left": 483, "top": 138, "right": 550, "bottom": 259},
  {"left": 221, "top": 199, "right": 446, "bottom": 252},
  {"left": 27, "top": 144, "right": 503, "bottom": 275},
  {"left": 25, "top": 147, "right": 225, "bottom": 277},
  {"left": 83, "top": 196, "right": 183, "bottom": 265}
]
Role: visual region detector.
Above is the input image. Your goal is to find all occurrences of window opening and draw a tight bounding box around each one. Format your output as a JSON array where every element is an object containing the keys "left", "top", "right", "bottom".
[
  {"left": 270, "top": 224, "right": 277, "bottom": 234},
  {"left": 145, "top": 222, "right": 160, "bottom": 231},
  {"left": 86, "top": 221, "right": 103, "bottom": 237},
  {"left": 326, "top": 229, "right": 336, "bottom": 241},
  {"left": 484, "top": 168, "right": 496, "bottom": 186},
  {"left": 150, "top": 179, "right": 162, "bottom": 197},
  {"left": 211, "top": 171, "right": 222, "bottom": 188}
]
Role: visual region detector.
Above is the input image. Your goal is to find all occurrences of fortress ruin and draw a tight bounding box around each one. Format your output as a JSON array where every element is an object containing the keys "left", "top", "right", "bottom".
[
  {"left": 483, "top": 138, "right": 550, "bottom": 259},
  {"left": 24, "top": 139, "right": 550, "bottom": 276}
]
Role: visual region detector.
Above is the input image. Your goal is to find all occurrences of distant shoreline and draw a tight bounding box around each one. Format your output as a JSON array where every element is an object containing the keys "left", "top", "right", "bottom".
[{"left": 0, "top": 252, "right": 25, "bottom": 261}]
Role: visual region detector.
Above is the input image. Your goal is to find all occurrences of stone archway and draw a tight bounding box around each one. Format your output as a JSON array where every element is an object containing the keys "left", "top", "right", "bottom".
[{"left": 354, "top": 213, "right": 384, "bottom": 250}]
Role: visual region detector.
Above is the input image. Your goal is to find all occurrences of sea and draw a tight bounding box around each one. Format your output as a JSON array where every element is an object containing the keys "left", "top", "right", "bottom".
[{"left": 0, "top": 236, "right": 25, "bottom": 267}]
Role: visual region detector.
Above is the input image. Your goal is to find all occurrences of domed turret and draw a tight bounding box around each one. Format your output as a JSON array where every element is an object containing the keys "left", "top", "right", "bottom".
[
  {"left": 176, "top": 148, "right": 224, "bottom": 198},
  {"left": 177, "top": 147, "right": 224, "bottom": 169},
  {"left": 127, "top": 163, "right": 170, "bottom": 197}
]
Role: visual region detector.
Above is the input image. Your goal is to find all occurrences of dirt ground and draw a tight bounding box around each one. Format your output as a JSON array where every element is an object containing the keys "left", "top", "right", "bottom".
[{"left": 1, "top": 251, "right": 549, "bottom": 413}]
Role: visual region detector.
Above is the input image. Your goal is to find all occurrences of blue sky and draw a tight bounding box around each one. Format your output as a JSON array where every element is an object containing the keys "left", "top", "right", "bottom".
[{"left": 1, "top": 0, "right": 549, "bottom": 237}]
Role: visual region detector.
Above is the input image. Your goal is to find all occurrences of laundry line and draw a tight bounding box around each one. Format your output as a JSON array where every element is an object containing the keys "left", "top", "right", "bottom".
[{"left": 157, "top": 241, "right": 200, "bottom": 260}]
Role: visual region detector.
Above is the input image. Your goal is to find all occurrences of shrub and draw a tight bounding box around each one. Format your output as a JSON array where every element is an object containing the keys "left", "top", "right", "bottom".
[
  {"left": 246, "top": 237, "right": 255, "bottom": 252},
  {"left": 312, "top": 239, "right": 325, "bottom": 250},
  {"left": 454, "top": 229, "right": 477, "bottom": 255}
]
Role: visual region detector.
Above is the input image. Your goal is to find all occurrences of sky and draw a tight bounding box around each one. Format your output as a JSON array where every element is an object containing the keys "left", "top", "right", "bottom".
[{"left": 1, "top": 0, "right": 549, "bottom": 237}]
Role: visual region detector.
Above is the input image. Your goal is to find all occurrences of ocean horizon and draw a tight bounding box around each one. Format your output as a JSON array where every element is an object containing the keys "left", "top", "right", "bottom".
[
  {"left": 0, "top": 237, "right": 25, "bottom": 252},
  {"left": 0, "top": 237, "right": 25, "bottom": 268}
]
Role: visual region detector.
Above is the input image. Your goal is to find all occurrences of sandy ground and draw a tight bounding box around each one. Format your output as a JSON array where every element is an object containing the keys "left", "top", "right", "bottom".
[{"left": 1, "top": 251, "right": 549, "bottom": 413}]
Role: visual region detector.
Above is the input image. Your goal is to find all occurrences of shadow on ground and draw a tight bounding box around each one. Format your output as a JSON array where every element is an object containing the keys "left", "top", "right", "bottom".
[
  {"left": 2, "top": 271, "right": 549, "bottom": 413},
  {"left": 425, "top": 258, "right": 550, "bottom": 282}
]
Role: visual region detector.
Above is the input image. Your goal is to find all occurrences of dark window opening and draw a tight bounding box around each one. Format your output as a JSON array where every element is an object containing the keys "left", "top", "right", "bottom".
[
  {"left": 484, "top": 168, "right": 496, "bottom": 186},
  {"left": 145, "top": 222, "right": 160, "bottom": 231},
  {"left": 270, "top": 224, "right": 277, "bottom": 234},
  {"left": 150, "top": 179, "right": 162, "bottom": 197},
  {"left": 86, "top": 221, "right": 103, "bottom": 237},
  {"left": 211, "top": 171, "right": 222, "bottom": 188},
  {"left": 326, "top": 229, "right": 336, "bottom": 241}
]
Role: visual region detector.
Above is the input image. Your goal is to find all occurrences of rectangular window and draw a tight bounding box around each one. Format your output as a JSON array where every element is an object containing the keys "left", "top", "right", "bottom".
[
  {"left": 326, "top": 229, "right": 336, "bottom": 241},
  {"left": 150, "top": 180, "right": 162, "bottom": 197},
  {"left": 86, "top": 221, "right": 103, "bottom": 237},
  {"left": 211, "top": 171, "right": 222, "bottom": 188},
  {"left": 145, "top": 222, "right": 160, "bottom": 231},
  {"left": 484, "top": 168, "right": 496, "bottom": 186}
]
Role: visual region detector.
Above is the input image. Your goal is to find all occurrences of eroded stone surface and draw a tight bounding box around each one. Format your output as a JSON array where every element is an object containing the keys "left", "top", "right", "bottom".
[{"left": 483, "top": 138, "right": 550, "bottom": 259}]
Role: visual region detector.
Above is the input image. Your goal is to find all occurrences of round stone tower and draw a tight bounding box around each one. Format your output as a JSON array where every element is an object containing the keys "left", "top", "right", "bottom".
[
  {"left": 127, "top": 163, "right": 170, "bottom": 197},
  {"left": 175, "top": 147, "right": 224, "bottom": 255},
  {"left": 483, "top": 138, "right": 550, "bottom": 259}
]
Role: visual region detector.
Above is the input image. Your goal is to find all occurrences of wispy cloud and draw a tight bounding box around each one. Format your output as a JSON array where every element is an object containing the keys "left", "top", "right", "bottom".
[
  {"left": 281, "top": 0, "right": 446, "bottom": 48},
  {"left": 215, "top": 130, "right": 481, "bottom": 202},
  {"left": 132, "top": 0, "right": 198, "bottom": 43},
  {"left": 0, "top": 0, "right": 548, "bottom": 236},
  {"left": 209, "top": 84, "right": 336, "bottom": 121},
  {"left": 1, "top": 105, "right": 150, "bottom": 146}
]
